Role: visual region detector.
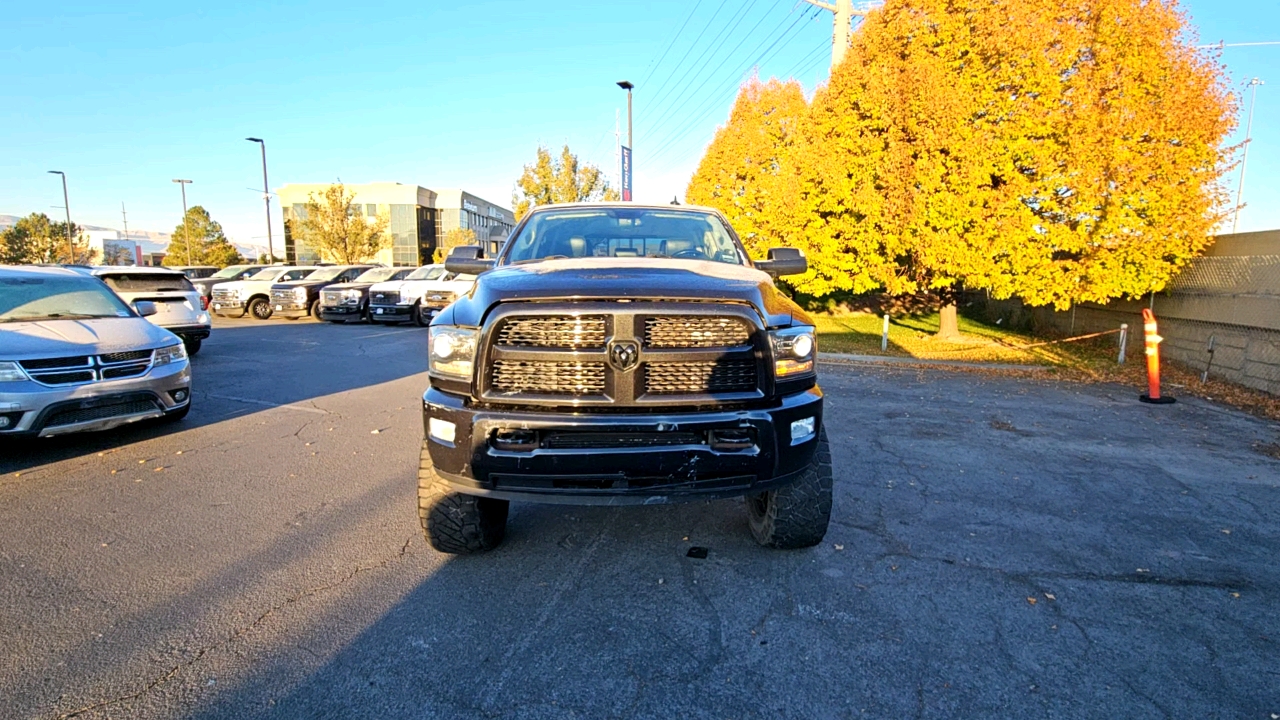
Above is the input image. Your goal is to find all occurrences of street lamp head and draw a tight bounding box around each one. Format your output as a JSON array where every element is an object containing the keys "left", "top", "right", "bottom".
[
  {"left": 47, "top": 170, "right": 63, "bottom": 176},
  {"left": 172, "top": 179, "right": 192, "bottom": 184},
  {"left": 617, "top": 81, "right": 634, "bottom": 91},
  {"left": 246, "top": 137, "right": 264, "bottom": 143}
]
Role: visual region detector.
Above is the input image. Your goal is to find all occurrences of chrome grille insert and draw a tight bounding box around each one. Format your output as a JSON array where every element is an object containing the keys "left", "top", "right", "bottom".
[
  {"left": 645, "top": 317, "right": 751, "bottom": 348},
  {"left": 491, "top": 361, "right": 606, "bottom": 395},
  {"left": 645, "top": 360, "right": 757, "bottom": 394},
  {"left": 496, "top": 316, "right": 607, "bottom": 348}
]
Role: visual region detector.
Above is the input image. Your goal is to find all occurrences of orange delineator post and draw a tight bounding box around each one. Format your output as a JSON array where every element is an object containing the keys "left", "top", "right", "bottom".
[{"left": 1139, "top": 308, "right": 1176, "bottom": 404}]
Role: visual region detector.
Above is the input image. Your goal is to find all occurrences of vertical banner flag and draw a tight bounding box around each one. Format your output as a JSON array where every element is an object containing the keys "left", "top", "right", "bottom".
[{"left": 621, "top": 146, "right": 633, "bottom": 201}]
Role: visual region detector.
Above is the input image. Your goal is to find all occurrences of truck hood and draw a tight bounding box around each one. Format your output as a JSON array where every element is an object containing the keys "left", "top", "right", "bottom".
[
  {"left": 0, "top": 317, "right": 179, "bottom": 360},
  {"left": 439, "top": 258, "right": 811, "bottom": 328}
]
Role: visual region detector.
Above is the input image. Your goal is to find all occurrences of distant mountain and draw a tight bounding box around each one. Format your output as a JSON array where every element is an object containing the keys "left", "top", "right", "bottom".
[{"left": 2, "top": 213, "right": 260, "bottom": 260}]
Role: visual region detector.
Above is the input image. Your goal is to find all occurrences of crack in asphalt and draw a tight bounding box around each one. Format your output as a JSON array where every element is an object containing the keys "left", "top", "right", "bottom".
[{"left": 51, "top": 536, "right": 416, "bottom": 720}]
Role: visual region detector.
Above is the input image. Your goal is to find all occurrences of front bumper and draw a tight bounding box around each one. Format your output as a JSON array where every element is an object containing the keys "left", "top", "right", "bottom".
[
  {"left": 319, "top": 305, "right": 363, "bottom": 321},
  {"left": 0, "top": 360, "right": 191, "bottom": 438},
  {"left": 421, "top": 385, "right": 823, "bottom": 505},
  {"left": 210, "top": 299, "right": 244, "bottom": 316},
  {"left": 369, "top": 304, "right": 414, "bottom": 322},
  {"left": 272, "top": 300, "right": 310, "bottom": 318}
]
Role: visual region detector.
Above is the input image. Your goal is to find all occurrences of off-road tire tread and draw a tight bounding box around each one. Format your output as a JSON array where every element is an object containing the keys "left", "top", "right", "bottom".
[
  {"left": 746, "top": 427, "right": 832, "bottom": 549},
  {"left": 417, "top": 441, "right": 508, "bottom": 553}
]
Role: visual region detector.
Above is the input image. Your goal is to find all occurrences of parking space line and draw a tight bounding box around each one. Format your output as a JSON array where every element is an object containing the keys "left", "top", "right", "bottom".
[{"left": 350, "top": 328, "right": 421, "bottom": 340}]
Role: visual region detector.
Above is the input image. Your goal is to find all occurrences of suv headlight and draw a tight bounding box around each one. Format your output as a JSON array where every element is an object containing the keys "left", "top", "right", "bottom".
[
  {"left": 0, "top": 361, "right": 29, "bottom": 382},
  {"left": 153, "top": 343, "right": 188, "bottom": 367},
  {"left": 769, "top": 326, "right": 816, "bottom": 378},
  {"left": 429, "top": 326, "right": 478, "bottom": 380}
]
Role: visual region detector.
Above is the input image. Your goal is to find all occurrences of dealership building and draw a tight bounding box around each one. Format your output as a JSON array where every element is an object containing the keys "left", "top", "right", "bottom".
[{"left": 276, "top": 182, "right": 514, "bottom": 266}]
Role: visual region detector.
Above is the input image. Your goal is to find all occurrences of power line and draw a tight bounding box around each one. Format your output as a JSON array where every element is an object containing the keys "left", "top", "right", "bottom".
[
  {"left": 639, "top": 0, "right": 708, "bottom": 88},
  {"left": 645, "top": 8, "right": 819, "bottom": 166},
  {"left": 644, "top": 6, "right": 814, "bottom": 150},
  {"left": 639, "top": 0, "right": 766, "bottom": 136},
  {"left": 642, "top": 0, "right": 735, "bottom": 119},
  {"left": 1198, "top": 41, "right": 1280, "bottom": 48}
]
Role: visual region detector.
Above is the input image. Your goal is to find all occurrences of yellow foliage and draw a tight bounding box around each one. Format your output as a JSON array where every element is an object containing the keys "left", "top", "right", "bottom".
[{"left": 692, "top": 0, "right": 1237, "bottom": 308}]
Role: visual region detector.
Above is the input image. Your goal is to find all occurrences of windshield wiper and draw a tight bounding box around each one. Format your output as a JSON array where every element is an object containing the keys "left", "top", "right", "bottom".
[{"left": 0, "top": 313, "right": 111, "bottom": 323}]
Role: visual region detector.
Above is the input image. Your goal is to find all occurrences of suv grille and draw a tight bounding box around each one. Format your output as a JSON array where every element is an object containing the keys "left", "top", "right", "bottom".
[
  {"left": 496, "top": 316, "right": 607, "bottom": 348},
  {"left": 645, "top": 360, "right": 757, "bottom": 394},
  {"left": 644, "top": 317, "right": 751, "bottom": 348},
  {"left": 491, "top": 361, "right": 606, "bottom": 395},
  {"left": 18, "top": 351, "right": 154, "bottom": 387}
]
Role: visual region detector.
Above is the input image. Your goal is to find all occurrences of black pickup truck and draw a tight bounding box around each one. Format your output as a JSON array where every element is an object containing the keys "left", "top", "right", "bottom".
[
  {"left": 317, "top": 266, "right": 416, "bottom": 323},
  {"left": 417, "top": 203, "right": 831, "bottom": 553},
  {"left": 269, "top": 265, "right": 373, "bottom": 320}
]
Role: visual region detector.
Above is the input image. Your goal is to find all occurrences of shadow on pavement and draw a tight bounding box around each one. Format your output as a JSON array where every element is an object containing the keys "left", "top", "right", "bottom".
[{"left": 0, "top": 321, "right": 426, "bottom": 474}]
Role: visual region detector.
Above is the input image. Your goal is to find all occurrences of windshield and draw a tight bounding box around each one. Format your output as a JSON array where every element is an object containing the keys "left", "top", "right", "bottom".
[
  {"left": 248, "top": 268, "right": 284, "bottom": 281},
  {"left": 99, "top": 274, "right": 196, "bottom": 293},
  {"left": 211, "top": 265, "right": 252, "bottom": 279},
  {"left": 503, "top": 208, "right": 745, "bottom": 266},
  {"left": 307, "top": 268, "right": 344, "bottom": 282},
  {"left": 355, "top": 267, "right": 401, "bottom": 283},
  {"left": 406, "top": 266, "right": 446, "bottom": 281},
  {"left": 0, "top": 276, "right": 135, "bottom": 323}
]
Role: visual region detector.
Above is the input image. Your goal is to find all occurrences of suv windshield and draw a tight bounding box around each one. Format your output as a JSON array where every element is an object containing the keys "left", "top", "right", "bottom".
[
  {"left": 211, "top": 265, "right": 252, "bottom": 279},
  {"left": 356, "top": 267, "right": 402, "bottom": 283},
  {"left": 503, "top": 207, "right": 745, "bottom": 265},
  {"left": 0, "top": 276, "right": 134, "bottom": 323},
  {"left": 406, "top": 266, "right": 445, "bottom": 281},
  {"left": 100, "top": 274, "right": 196, "bottom": 293}
]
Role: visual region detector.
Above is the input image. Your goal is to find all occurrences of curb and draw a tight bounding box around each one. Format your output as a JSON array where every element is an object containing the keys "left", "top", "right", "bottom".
[{"left": 818, "top": 352, "right": 1050, "bottom": 372}]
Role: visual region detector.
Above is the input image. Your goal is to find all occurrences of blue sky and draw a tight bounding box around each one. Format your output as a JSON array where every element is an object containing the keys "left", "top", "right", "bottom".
[{"left": 2, "top": 0, "right": 1276, "bottom": 251}]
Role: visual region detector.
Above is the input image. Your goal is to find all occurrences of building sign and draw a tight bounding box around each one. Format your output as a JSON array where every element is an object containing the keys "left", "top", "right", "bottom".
[
  {"left": 463, "top": 200, "right": 479, "bottom": 212},
  {"left": 621, "top": 146, "right": 633, "bottom": 202},
  {"left": 488, "top": 207, "right": 506, "bottom": 221}
]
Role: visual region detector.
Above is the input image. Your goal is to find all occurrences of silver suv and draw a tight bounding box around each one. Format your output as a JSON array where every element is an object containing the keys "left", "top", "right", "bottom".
[
  {"left": 92, "top": 267, "right": 212, "bottom": 355},
  {"left": 0, "top": 266, "right": 192, "bottom": 438}
]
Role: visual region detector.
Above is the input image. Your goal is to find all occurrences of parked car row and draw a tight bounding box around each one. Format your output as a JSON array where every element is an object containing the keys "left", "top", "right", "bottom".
[{"left": 210, "top": 264, "right": 476, "bottom": 326}]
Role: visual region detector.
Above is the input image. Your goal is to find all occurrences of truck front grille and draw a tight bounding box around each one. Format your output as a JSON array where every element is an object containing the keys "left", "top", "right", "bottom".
[
  {"left": 495, "top": 316, "right": 607, "bottom": 348},
  {"left": 645, "top": 360, "right": 757, "bottom": 394},
  {"left": 490, "top": 361, "right": 606, "bottom": 395},
  {"left": 370, "top": 291, "right": 397, "bottom": 305},
  {"left": 212, "top": 288, "right": 238, "bottom": 303},
  {"left": 644, "top": 317, "right": 751, "bottom": 348}
]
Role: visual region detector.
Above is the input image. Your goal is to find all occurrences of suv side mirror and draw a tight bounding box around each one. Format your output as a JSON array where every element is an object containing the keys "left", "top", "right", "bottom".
[
  {"left": 445, "top": 245, "right": 495, "bottom": 275},
  {"left": 134, "top": 300, "right": 158, "bottom": 317},
  {"left": 756, "top": 247, "right": 807, "bottom": 277}
]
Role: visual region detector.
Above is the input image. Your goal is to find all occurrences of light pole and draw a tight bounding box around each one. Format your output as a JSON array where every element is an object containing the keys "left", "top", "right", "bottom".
[
  {"left": 47, "top": 171, "right": 74, "bottom": 263},
  {"left": 617, "top": 81, "right": 634, "bottom": 201},
  {"left": 245, "top": 138, "right": 274, "bottom": 261},
  {"left": 172, "top": 179, "right": 193, "bottom": 265},
  {"left": 1233, "top": 78, "right": 1264, "bottom": 234}
]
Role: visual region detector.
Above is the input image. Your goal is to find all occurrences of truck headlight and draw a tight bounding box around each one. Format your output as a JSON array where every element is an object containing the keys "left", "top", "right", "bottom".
[
  {"left": 0, "top": 361, "right": 29, "bottom": 382},
  {"left": 429, "top": 326, "right": 478, "bottom": 380},
  {"left": 153, "top": 343, "right": 188, "bottom": 367},
  {"left": 342, "top": 289, "right": 362, "bottom": 301},
  {"left": 293, "top": 287, "right": 307, "bottom": 300},
  {"left": 769, "top": 326, "right": 816, "bottom": 378},
  {"left": 398, "top": 290, "right": 417, "bottom": 305}
]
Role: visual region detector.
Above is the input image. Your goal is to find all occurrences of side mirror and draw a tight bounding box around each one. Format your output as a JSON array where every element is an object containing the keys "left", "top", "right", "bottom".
[
  {"left": 134, "top": 300, "right": 158, "bottom": 317},
  {"left": 445, "top": 245, "right": 495, "bottom": 275},
  {"left": 756, "top": 247, "right": 807, "bottom": 277}
]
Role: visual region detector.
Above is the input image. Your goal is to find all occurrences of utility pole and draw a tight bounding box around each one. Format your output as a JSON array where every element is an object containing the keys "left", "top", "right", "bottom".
[
  {"left": 615, "top": 108, "right": 621, "bottom": 193},
  {"left": 173, "top": 179, "right": 193, "bottom": 265},
  {"left": 803, "top": 0, "right": 875, "bottom": 69},
  {"left": 47, "top": 171, "right": 74, "bottom": 263},
  {"left": 246, "top": 138, "right": 274, "bottom": 261},
  {"left": 121, "top": 202, "right": 131, "bottom": 265},
  {"left": 1233, "top": 78, "right": 1264, "bottom": 234},
  {"left": 617, "top": 81, "right": 634, "bottom": 201}
]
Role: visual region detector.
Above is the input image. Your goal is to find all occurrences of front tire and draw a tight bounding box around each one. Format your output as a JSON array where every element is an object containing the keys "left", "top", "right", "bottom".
[
  {"left": 311, "top": 300, "right": 324, "bottom": 321},
  {"left": 746, "top": 427, "right": 832, "bottom": 549},
  {"left": 248, "top": 297, "right": 273, "bottom": 320},
  {"left": 418, "top": 441, "right": 508, "bottom": 553}
]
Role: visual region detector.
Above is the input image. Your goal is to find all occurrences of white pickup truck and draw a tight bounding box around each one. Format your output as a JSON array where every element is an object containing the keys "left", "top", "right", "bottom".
[{"left": 210, "top": 266, "right": 320, "bottom": 320}]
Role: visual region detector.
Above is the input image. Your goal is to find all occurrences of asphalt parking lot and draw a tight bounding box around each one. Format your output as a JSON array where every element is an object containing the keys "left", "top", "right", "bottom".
[{"left": 1, "top": 315, "right": 1278, "bottom": 719}]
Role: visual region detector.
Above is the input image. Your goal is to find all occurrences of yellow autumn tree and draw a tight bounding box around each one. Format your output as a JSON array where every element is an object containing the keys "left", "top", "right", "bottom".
[
  {"left": 686, "top": 77, "right": 808, "bottom": 261},
  {"left": 787, "top": 0, "right": 1237, "bottom": 334}
]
